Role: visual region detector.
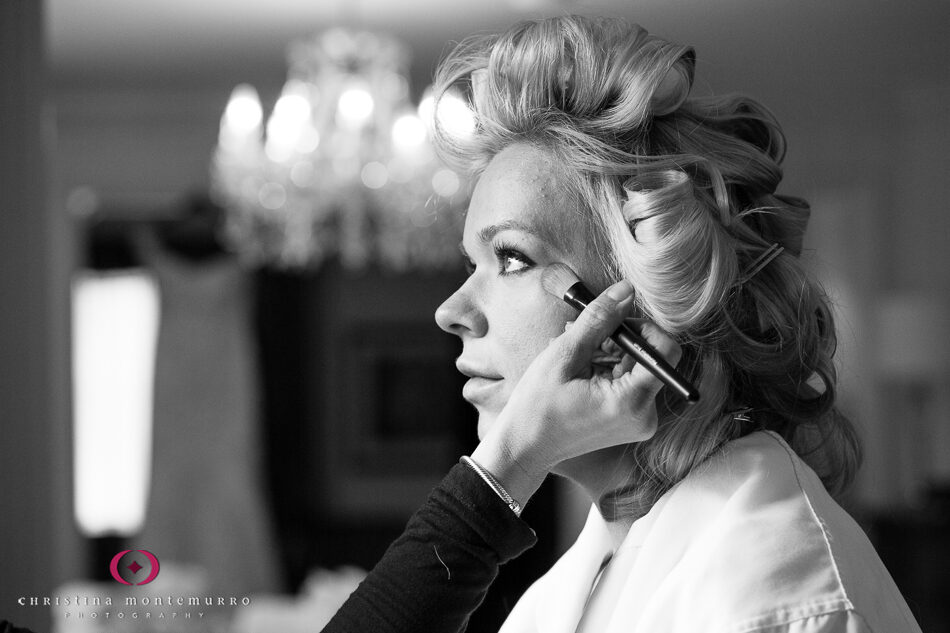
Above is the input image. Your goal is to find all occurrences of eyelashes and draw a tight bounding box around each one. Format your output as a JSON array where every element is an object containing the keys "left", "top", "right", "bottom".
[
  {"left": 495, "top": 242, "right": 535, "bottom": 275},
  {"left": 462, "top": 241, "right": 536, "bottom": 276}
]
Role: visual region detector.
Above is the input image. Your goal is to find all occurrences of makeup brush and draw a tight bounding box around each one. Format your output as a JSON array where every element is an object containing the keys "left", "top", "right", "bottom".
[{"left": 541, "top": 263, "right": 699, "bottom": 404}]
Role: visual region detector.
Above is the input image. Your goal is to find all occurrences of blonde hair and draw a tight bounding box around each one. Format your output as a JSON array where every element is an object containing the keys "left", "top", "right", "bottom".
[{"left": 433, "top": 15, "right": 861, "bottom": 518}]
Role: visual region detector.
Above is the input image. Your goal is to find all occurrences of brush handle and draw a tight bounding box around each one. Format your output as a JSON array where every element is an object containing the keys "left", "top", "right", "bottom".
[
  {"left": 564, "top": 282, "right": 699, "bottom": 404},
  {"left": 612, "top": 325, "right": 699, "bottom": 403}
]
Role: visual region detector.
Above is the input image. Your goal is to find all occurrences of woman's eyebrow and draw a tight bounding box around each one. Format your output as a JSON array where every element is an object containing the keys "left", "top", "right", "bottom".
[{"left": 476, "top": 219, "right": 564, "bottom": 250}]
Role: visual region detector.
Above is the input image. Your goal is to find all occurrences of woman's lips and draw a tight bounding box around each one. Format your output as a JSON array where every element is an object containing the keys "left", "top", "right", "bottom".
[
  {"left": 461, "top": 376, "right": 504, "bottom": 404},
  {"left": 456, "top": 360, "right": 504, "bottom": 405}
]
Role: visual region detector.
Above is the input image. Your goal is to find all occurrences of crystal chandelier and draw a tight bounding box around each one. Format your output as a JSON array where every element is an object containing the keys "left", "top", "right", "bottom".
[{"left": 211, "top": 28, "right": 473, "bottom": 271}]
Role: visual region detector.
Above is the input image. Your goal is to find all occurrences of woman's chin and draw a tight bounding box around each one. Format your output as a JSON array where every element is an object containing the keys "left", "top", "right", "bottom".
[{"left": 475, "top": 411, "right": 498, "bottom": 441}]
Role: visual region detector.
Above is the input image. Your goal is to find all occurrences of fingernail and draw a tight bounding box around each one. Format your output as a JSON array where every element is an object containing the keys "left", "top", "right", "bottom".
[{"left": 606, "top": 280, "right": 633, "bottom": 301}]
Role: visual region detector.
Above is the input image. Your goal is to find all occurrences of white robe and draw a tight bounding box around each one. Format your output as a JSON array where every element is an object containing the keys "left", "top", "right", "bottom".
[{"left": 500, "top": 431, "right": 921, "bottom": 633}]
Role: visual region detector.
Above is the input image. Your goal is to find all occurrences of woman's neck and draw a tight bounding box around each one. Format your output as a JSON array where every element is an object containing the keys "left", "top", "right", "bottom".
[{"left": 554, "top": 446, "right": 638, "bottom": 549}]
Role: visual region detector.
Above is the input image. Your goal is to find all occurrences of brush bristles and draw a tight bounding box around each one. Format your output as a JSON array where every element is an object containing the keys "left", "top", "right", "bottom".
[{"left": 540, "top": 263, "right": 582, "bottom": 299}]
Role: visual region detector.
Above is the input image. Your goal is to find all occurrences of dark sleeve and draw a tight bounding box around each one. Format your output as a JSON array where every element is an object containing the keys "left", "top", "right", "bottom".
[{"left": 322, "top": 462, "right": 539, "bottom": 633}]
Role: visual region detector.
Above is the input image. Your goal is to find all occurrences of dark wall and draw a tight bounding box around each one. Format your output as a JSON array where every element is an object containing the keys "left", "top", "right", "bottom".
[{"left": 0, "top": 1, "right": 79, "bottom": 630}]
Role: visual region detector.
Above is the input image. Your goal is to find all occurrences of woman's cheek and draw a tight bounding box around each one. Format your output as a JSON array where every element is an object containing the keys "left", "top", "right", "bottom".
[
  {"left": 490, "top": 280, "right": 573, "bottom": 376},
  {"left": 502, "top": 315, "right": 566, "bottom": 379}
]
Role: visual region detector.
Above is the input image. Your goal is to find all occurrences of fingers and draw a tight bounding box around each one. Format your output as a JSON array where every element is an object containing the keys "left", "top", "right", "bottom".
[
  {"left": 612, "top": 350, "right": 636, "bottom": 379},
  {"left": 633, "top": 320, "right": 682, "bottom": 369},
  {"left": 556, "top": 280, "right": 634, "bottom": 374}
]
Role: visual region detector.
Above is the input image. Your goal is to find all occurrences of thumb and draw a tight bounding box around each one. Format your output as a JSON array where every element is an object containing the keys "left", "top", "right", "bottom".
[{"left": 557, "top": 280, "right": 634, "bottom": 374}]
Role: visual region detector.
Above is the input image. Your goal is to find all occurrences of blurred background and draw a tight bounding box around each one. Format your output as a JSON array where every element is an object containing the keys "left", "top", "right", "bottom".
[{"left": 2, "top": 0, "right": 950, "bottom": 631}]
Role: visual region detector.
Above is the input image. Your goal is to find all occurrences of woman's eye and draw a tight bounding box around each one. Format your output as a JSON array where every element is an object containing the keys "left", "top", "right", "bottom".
[
  {"left": 496, "top": 247, "right": 534, "bottom": 275},
  {"left": 463, "top": 257, "right": 476, "bottom": 276}
]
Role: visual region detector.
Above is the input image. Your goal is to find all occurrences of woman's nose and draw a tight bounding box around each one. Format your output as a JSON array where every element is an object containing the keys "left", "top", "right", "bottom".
[{"left": 435, "top": 283, "right": 487, "bottom": 338}]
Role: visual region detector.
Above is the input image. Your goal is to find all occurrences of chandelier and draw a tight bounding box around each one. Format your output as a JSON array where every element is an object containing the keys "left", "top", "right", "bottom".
[{"left": 211, "top": 28, "right": 474, "bottom": 271}]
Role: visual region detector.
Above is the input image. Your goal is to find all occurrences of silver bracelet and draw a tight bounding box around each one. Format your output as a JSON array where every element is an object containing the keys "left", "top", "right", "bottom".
[{"left": 460, "top": 455, "right": 522, "bottom": 517}]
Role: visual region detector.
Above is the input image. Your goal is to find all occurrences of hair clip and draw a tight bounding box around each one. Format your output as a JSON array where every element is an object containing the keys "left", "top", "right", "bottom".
[
  {"left": 739, "top": 243, "right": 783, "bottom": 284},
  {"left": 731, "top": 408, "right": 753, "bottom": 424},
  {"left": 730, "top": 407, "right": 761, "bottom": 427}
]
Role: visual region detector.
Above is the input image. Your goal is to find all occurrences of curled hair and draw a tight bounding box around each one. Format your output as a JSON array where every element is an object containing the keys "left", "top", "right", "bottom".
[{"left": 433, "top": 15, "right": 861, "bottom": 519}]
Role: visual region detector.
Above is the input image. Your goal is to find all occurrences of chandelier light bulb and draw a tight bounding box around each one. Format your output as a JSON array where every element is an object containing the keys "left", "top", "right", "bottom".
[
  {"left": 392, "top": 114, "right": 427, "bottom": 153},
  {"left": 337, "top": 86, "right": 375, "bottom": 129},
  {"left": 417, "top": 90, "right": 435, "bottom": 126},
  {"left": 276, "top": 80, "right": 312, "bottom": 119},
  {"left": 266, "top": 81, "right": 314, "bottom": 162},
  {"left": 224, "top": 84, "right": 263, "bottom": 134},
  {"left": 436, "top": 90, "right": 476, "bottom": 140}
]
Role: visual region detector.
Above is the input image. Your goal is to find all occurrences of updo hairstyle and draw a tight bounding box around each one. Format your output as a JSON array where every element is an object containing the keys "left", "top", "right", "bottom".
[{"left": 432, "top": 16, "right": 860, "bottom": 518}]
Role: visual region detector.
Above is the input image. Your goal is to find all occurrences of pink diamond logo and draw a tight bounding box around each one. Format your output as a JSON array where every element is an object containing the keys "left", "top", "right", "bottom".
[{"left": 111, "top": 550, "right": 160, "bottom": 586}]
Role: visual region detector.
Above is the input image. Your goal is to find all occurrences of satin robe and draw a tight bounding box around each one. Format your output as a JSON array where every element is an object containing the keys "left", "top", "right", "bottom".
[{"left": 500, "top": 432, "right": 921, "bottom": 633}]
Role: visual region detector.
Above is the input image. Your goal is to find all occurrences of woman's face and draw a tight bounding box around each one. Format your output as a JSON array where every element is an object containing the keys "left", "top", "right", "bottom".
[{"left": 435, "top": 143, "right": 599, "bottom": 438}]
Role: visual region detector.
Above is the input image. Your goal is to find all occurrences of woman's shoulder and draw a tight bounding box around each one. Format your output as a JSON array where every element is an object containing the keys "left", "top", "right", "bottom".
[
  {"left": 498, "top": 433, "right": 920, "bottom": 632},
  {"left": 635, "top": 430, "right": 920, "bottom": 632},
  {"left": 663, "top": 430, "right": 865, "bottom": 591},
  {"left": 633, "top": 430, "right": 848, "bottom": 579},
  {"left": 654, "top": 430, "right": 826, "bottom": 523}
]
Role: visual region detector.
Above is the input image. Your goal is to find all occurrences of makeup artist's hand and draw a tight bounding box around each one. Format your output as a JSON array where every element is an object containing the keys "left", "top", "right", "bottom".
[{"left": 470, "top": 279, "right": 682, "bottom": 506}]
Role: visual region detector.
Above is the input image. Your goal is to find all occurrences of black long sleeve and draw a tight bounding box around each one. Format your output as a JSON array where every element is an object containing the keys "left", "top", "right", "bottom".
[
  {"left": 322, "top": 463, "right": 538, "bottom": 633},
  {"left": 0, "top": 621, "right": 37, "bottom": 633}
]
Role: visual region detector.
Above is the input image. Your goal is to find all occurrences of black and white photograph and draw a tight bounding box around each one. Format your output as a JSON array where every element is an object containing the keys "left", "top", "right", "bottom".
[{"left": 2, "top": 1, "right": 948, "bottom": 632}]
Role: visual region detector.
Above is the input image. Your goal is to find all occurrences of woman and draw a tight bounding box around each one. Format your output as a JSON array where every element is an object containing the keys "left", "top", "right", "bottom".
[{"left": 326, "top": 15, "right": 920, "bottom": 633}]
